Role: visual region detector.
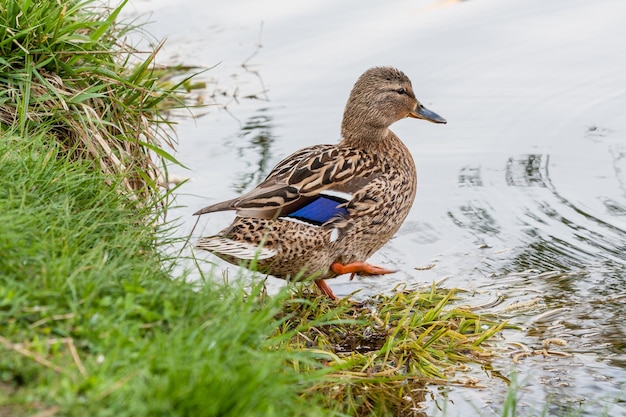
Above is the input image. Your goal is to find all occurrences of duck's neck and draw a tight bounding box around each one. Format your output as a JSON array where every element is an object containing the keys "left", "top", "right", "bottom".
[
  {"left": 341, "top": 126, "right": 390, "bottom": 149},
  {"left": 340, "top": 117, "right": 390, "bottom": 150}
]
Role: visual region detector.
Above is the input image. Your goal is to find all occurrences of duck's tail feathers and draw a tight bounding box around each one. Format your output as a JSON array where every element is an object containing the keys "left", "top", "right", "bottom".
[
  {"left": 193, "top": 199, "right": 237, "bottom": 216},
  {"left": 195, "top": 236, "right": 277, "bottom": 260}
]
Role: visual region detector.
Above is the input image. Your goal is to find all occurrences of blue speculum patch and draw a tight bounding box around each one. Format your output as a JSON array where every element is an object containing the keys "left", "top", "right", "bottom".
[{"left": 287, "top": 196, "right": 349, "bottom": 225}]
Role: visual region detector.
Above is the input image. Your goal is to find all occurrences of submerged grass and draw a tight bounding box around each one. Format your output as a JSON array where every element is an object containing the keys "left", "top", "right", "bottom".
[{"left": 278, "top": 285, "right": 507, "bottom": 416}]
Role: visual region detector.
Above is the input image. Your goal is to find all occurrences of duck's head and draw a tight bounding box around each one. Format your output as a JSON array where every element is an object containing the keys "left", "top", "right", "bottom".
[{"left": 341, "top": 67, "right": 446, "bottom": 144}]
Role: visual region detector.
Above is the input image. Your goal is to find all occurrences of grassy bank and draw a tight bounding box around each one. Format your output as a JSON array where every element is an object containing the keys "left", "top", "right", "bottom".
[
  {"left": 0, "top": 134, "right": 329, "bottom": 416},
  {"left": 0, "top": 1, "right": 509, "bottom": 416},
  {"left": 0, "top": 0, "right": 186, "bottom": 199}
]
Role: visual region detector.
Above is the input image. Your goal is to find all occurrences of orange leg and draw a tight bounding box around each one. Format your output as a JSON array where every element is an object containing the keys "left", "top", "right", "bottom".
[
  {"left": 330, "top": 261, "right": 397, "bottom": 280},
  {"left": 315, "top": 279, "right": 337, "bottom": 300}
]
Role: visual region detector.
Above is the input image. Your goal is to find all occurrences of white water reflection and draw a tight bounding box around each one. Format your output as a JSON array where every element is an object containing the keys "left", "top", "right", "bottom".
[{"left": 125, "top": 0, "right": 626, "bottom": 415}]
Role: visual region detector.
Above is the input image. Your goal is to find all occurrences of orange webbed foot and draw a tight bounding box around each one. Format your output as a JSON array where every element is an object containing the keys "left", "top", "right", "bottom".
[{"left": 330, "top": 261, "right": 397, "bottom": 280}]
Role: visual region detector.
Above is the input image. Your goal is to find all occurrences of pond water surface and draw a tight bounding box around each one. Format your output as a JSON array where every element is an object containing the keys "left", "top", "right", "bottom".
[{"left": 126, "top": 0, "right": 626, "bottom": 415}]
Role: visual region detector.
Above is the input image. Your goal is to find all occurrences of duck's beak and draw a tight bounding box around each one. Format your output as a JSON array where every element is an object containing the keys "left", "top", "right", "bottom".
[{"left": 409, "top": 104, "right": 447, "bottom": 124}]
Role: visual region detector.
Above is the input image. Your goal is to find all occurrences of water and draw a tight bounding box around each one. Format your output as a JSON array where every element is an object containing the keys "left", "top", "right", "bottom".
[{"left": 125, "top": 0, "right": 626, "bottom": 414}]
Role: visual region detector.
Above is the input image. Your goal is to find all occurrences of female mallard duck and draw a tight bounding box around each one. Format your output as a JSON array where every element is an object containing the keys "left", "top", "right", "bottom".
[{"left": 194, "top": 67, "right": 446, "bottom": 299}]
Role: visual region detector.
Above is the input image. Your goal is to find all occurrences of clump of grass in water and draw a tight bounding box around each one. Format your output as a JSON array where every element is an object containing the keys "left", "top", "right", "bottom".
[
  {"left": 275, "top": 283, "right": 508, "bottom": 416},
  {"left": 0, "top": 0, "right": 195, "bottom": 201}
]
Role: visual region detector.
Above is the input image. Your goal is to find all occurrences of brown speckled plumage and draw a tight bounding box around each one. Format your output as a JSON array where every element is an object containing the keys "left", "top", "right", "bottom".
[{"left": 194, "top": 67, "right": 446, "bottom": 296}]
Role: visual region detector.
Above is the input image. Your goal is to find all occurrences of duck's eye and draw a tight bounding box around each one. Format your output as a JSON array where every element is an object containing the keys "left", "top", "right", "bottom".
[{"left": 396, "top": 88, "right": 406, "bottom": 95}]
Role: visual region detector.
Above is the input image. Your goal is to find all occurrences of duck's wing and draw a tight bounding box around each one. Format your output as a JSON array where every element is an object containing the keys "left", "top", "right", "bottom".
[{"left": 193, "top": 144, "right": 380, "bottom": 223}]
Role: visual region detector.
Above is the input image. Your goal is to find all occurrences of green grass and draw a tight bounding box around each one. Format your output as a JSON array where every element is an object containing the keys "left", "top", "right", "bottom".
[
  {"left": 0, "top": 0, "right": 193, "bottom": 199},
  {"left": 0, "top": 135, "right": 331, "bottom": 416},
  {"left": 273, "top": 285, "right": 508, "bottom": 416}
]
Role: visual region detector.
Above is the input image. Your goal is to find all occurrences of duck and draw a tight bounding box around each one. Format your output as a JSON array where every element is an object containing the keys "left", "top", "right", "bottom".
[{"left": 194, "top": 66, "right": 446, "bottom": 299}]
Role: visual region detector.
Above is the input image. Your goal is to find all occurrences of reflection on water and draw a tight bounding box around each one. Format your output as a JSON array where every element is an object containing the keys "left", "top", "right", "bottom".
[
  {"left": 227, "top": 108, "right": 276, "bottom": 193},
  {"left": 458, "top": 166, "right": 483, "bottom": 187},
  {"left": 506, "top": 154, "right": 544, "bottom": 187},
  {"left": 450, "top": 152, "right": 626, "bottom": 273},
  {"left": 439, "top": 144, "right": 626, "bottom": 414},
  {"left": 448, "top": 203, "right": 500, "bottom": 236},
  {"left": 521, "top": 153, "right": 624, "bottom": 270}
]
